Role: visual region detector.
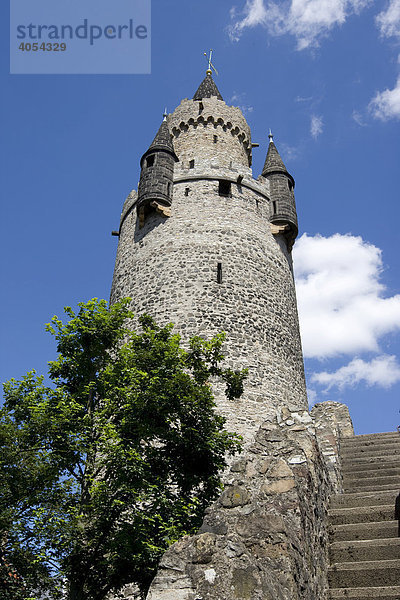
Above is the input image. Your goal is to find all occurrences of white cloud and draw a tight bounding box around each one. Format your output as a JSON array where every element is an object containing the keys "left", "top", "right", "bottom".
[
  {"left": 376, "top": 0, "right": 400, "bottom": 38},
  {"left": 369, "top": 77, "right": 400, "bottom": 120},
  {"left": 228, "top": 0, "right": 371, "bottom": 49},
  {"left": 307, "top": 387, "right": 318, "bottom": 406},
  {"left": 229, "top": 0, "right": 268, "bottom": 41},
  {"left": 295, "top": 95, "right": 314, "bottom": 102},
  {"left": 311, "top": 355, "right": 400, "bottom": 390},
  {"left": 230, "top": 92, "right": 254, "bottom": 114},
  {"left": 352, "top": 109, "right": 367, "bottom": 126},
  {"left": 371, "top": 3, "right": 400, "bottom": 121},
  {"left": 279, "top": 142, "right": 300, "bottom": 160},
  {"left": 293, "top": 233, "right": 400, "bottom": 359},
  {"left": 310, "top": 114, "right": 323, "bottom": 138}
]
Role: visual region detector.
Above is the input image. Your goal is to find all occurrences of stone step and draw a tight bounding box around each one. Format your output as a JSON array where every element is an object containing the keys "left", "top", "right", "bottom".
[
  {"left": 330, "top": 520, "right": 399, "bottom": 542},
  {"left": 341, "top": 444, "right": 400, "bottom": 457},
  {"left": 343, "top": 467, "right": 400, "bottom": 480},
  {"left": 330, "top": 490, "right": 399, "bottom": 509},
  {"left": 330, "top": 538, "right": 400, "bottom": 563},
  {"left": 328, "top": 559, "right": 400, "bottom": 588},
  {"left": 341, "top": 437, "right": 400, "bottom": 450},
  {"left": 340, "top": 432, "right": 399, "bottom": 445},
  {"left": 343, "top": 474, "right": 400, "bottom": 488},
  {"left": 329, "top": 504, "right": 395, "bottom": 525},
  {"left": 342, "top": 460, "right": 400, "bottom": 474},
  {"left": 329, "top": 586, "right": 400, "bottom": 599},
  {"left": 341, "top": 445, "right": 400, "bottom": 460},
  {"left": 344, "top": 482, "right": 400, "bottom": 493},
  {"left": 328, "top": 432, "right": 400, "bottom": 599},
  {"left": 342, "top": 454, "right": 400, "bottom": 467}
]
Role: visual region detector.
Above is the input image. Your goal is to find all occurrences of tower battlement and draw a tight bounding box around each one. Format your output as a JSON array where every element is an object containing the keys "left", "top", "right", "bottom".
[{"left": 169, "top": 96, "right": 252, "bottom": 168}]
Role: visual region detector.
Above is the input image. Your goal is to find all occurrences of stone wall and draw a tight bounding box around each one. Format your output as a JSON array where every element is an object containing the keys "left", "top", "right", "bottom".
[
  {"left": 145, "top": 403, "right": 354, "bottom": 600},
  {"left": 311, "top": 401, "right": 354, "bottom": 491}
]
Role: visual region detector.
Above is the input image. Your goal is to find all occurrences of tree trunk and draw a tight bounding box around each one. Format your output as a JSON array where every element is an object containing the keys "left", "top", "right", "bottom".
[{"left": 68, "top": 579, "right": 86, "bottom": 600}]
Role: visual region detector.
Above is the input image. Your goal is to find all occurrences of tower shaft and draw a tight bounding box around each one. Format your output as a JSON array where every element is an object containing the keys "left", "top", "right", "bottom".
[{"left": 111, "top": 85, "right": 307, "bottom": 444}]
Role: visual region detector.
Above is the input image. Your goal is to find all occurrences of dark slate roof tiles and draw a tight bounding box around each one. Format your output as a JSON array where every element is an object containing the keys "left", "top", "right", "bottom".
[
  {"left": 262, "top": 141, "right": 290, "bottom": 177},
  {"left": 193, "top": 73, "right": 223, "bottom": 101},
  {"left": 141, "top": 120, "right": 178, "bottom": 166}
]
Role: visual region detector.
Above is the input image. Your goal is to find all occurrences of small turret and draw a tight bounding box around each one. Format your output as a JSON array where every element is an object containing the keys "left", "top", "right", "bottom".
[
  {"left": 137, "top": 114, "right": 178, "bottom": 226},
  {"left": 262, "top": 132, "right": 298, "bottom": 250}
]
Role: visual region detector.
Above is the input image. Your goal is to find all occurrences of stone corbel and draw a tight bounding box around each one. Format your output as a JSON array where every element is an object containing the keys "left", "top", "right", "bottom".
[
  {"left": 270, "top": 223, "right": 289, "bottom": 236},
  {"left": 270, "top": 223, "right": 295, "bottom": 252},
  {"left": 150, "top": 201, "right": 171, "bottom": 218}
]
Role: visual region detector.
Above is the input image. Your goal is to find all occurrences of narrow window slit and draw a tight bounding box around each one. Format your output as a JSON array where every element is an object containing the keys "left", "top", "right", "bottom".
[
  {"left": 189, "top": 159, "right": 195, "bottom": 169},
  {"left": 185, "top": 187, "right": 190, "bottom": 197},
  {"left": 217, "top": 262, "right": 222, "bottom": 284},
  {"left": 272, "top": 200, "right": 277, "bottom": 215}
]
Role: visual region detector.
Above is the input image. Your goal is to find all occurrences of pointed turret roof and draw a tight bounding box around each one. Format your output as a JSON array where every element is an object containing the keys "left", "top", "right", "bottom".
[
  {"left": 148, "top": 119, "right": 175, "bottom": 154},
  {"left": 193, "top": 72, "right": 223, "bottom": 101},
  {"left": 261, "top": 137, "right": 295, "bottom": 189},
  {"left": 262, "top": 136, "right": 291, "bottom": 179},
  {"left": 140, "top": 117, "right": 178, "bottom": 166}
]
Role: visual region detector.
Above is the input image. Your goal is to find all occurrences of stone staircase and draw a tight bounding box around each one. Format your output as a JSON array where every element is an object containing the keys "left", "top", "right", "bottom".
[{"left": 328, "top": 431, "right": 400, "bottom": 599}]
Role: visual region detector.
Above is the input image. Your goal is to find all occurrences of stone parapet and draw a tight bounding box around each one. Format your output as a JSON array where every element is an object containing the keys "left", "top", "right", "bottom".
[{"left": 168, "top": 97, "right": 252, "bottom": 168}]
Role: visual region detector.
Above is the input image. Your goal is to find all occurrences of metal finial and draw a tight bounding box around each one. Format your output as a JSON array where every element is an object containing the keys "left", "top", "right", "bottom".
[
  {"left": 268, "top": 129, "right": 274, "bottom": 143},
  {"left": 203, "top": 50, "right": 218, "bottom": 76},
  {"left": 163, "top": 107, "right": 168, "bottom": 121}
]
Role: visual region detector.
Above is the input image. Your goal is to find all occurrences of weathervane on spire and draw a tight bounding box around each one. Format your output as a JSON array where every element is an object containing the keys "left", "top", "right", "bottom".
[
  {"left": 268, "top": 129, "right": 274, "bottom": 143},
  {"left": 163, "top": 107, "right": 168, "bottom": 122},
  {"left": 203, "top": 49, "right": 218, "bottom": 76}
]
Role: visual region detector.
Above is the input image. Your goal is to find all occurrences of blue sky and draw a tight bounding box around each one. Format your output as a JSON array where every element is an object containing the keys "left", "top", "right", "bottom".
[{"left": 1, "top": 0, "right": 400, "bottom": 435}]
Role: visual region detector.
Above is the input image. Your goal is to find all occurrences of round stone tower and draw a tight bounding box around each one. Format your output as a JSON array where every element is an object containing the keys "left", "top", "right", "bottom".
[{"left": 110, "top": 71, "right": 308, "bottom": 443}]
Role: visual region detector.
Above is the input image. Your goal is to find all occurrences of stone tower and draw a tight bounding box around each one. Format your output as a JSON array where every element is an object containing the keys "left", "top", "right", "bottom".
[
  {"left": 110, "top": 71, "right": 362, "bottom": 600},
  {"left": 110, "top": 70, "right": 308, "bottom": 443}
]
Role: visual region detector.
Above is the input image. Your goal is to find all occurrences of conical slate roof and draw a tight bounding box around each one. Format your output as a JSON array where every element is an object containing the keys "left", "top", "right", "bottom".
[
  {"left": 262, "top": 140, "right": 290, "bottom": 178},
  {"left": 148, "top": 119, "right": 175, "bottom": 154},
  {"left": 193, "top": 72, "right": 223, "bottom": 101},
  {"left": 140, "top": 119, "right": 178, "bottom": 166}
]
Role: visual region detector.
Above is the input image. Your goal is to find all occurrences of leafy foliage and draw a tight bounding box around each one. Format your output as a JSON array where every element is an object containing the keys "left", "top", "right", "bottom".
[{"left": 0, "top": 299, "right": 246, "bottom": 600}]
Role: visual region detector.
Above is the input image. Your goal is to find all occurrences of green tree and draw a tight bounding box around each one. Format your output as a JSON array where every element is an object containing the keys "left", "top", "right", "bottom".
[{"left": 0, "top": 299, "right": 246, "bottom": 600}]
